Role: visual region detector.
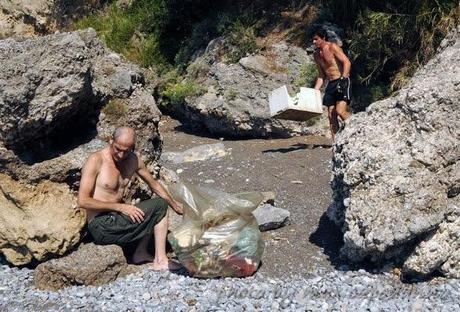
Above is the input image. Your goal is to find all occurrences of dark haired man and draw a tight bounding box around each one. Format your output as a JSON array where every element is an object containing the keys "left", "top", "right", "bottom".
[
  {"left": 312, "top": 28, "right": 352, "bottom": 140},
  {"left": 77, "top": 126, "right": 183, "bottom": 270}
]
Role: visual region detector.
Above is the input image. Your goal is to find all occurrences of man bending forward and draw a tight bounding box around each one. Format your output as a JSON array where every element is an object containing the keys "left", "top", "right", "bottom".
[{"left": 78, "top": 126, "right": 183, "bottom": 270}]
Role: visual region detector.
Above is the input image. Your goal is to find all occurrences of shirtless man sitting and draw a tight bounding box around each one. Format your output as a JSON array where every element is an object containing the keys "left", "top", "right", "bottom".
[
  {"left": 77, "top": 126, "right": 183, "bottom": 270},
  {"left": 312, "top": 28, "right": 352, "bottom": 141}
]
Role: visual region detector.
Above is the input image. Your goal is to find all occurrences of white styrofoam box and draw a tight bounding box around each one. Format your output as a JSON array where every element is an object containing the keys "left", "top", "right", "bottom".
[{"left": 269, "top": 85, "right": 323, "bottom": 121}]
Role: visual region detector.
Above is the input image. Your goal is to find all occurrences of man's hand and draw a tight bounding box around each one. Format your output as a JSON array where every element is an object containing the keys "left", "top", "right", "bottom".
[
  {"left": 120, "top": 204, "right": 145, "bottom": 223},
  {"left": 171, "top": 201, "right": 184, "bottom": 215}
]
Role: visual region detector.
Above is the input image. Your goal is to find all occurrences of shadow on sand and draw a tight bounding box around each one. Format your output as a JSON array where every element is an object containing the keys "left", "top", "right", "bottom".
[
  {"left": 309, "top": 211, "right": 345, "bottom": 269},
  {"left": 262, "top": 143, "right": 332, "bottom": 154}
]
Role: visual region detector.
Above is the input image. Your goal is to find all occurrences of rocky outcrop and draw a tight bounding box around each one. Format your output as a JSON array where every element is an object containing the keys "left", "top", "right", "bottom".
[
  {"left": 161, "top": 39, "right": 328, "bottom": 138},
  {"left": 0, "top": 28, "right": 163, "bottom": 265},
  {"left": 34, "top": 243, "right": 139, "bottom": 290},
  {"left": 0, "top": 28, "right": 162, "bottom": 187},
  {"left": 0, "top": 174, "right": 86, "bottom": 265},
  {"left": 328, "top": 28, "right": 459, "bottom": 278},
  {"left": 0, "top": 0, "right": 105, "bottom": 39}
]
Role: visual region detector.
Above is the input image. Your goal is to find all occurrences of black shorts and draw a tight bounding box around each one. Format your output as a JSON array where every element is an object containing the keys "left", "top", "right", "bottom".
[
  {"left": 88, "top": 198, "right": 168, "bottom": 246},
  {"left": 323, "top": 77, "right": 352, "bottom": 107}
]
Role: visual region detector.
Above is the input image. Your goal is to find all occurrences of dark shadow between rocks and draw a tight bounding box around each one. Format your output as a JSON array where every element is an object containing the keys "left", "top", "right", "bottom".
[
  {"left": 12, "top": 109, "right": 99, "bottom": 165},
  {"left": 309, "top": 212, "right": 344, "bottom": 269},
  {"left": 263, "top": 143, "right": 332, "bottom": 154}
]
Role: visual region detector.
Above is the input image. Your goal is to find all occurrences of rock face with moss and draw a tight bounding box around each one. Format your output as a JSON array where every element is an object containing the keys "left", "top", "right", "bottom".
[
  {"left": 0, "top": 28, "right": 162, "bottom": 265},
  {"left": 162, "top": 38, "right": 328, "bottom": 138},
  {"left": 328, "top": 28, "right": 460, "bottom": 279}
]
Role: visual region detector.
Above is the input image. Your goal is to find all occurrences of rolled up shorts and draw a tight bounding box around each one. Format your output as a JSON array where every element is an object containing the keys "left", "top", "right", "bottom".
[{"left": 87, "top": 198, "right": 168, "bottom": 246}]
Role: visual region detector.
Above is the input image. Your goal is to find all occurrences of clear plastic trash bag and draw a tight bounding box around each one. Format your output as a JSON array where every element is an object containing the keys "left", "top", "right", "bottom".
[{"left": 167, "top": 182, "right": 265, "bottom": 278}]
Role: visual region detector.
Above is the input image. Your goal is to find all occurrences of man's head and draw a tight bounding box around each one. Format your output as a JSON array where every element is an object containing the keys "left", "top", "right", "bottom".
[
  {"left": 110, "top": 126, "right": 136, "bottom": 163},
  {"left": 312, "top": 28, "right": 328, "bottom": 48}
]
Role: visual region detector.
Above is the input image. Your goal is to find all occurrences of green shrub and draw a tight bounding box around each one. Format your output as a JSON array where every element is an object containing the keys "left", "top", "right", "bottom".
[
  {"left": 225, "top": 21, "right": 260, "bottom": 63},
  {"left": 293, "top": 63, "right": 318, "bottom": 89},
  {"left": 162, "top": 80, "right": 207, "bottom": 105},
  {"left": 74, "top": 0, "right": 168, "bottom": 68}
]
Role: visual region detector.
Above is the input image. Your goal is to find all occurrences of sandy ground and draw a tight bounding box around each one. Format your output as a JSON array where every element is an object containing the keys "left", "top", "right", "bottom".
[{"left": 159, "top": 116, "right": 344, "bottom": 279}]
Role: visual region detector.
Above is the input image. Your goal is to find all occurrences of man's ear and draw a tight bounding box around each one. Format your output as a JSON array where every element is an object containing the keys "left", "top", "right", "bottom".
[{"left": 109, "top": 139, "right": 113, "bottom": 145}]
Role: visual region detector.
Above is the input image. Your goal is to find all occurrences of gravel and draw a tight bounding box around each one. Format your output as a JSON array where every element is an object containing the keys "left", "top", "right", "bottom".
[{"left": 1, "top": 264, "right": 459, "bottom": 311}]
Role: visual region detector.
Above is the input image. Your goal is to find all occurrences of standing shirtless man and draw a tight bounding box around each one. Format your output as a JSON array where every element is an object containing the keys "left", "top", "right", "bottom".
[
  {"left": 78, "top": 126, "right": 183, "bottom": 270},
  {"left": 312, "top": 28, "right": 352, "bottom": 140}
]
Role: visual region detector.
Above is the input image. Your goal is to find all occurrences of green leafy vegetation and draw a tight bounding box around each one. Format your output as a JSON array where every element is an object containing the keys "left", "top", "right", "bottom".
[
  {"left": 293, "top": 63, "right": 318, "bottom": 89},
  {"left": 74, "top": 0, "right": 458, "bottom": 110},
  {"left": 225, "top": 21, "right": 260, "bottom": 63},
  {"left": 321, "top": 0, "right": 459, "bottom": 107},
  {"left": 160, "top": 69, "right": 207, "bottom": 105}
]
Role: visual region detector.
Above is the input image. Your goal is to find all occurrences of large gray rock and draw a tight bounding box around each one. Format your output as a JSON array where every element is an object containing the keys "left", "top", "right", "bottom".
[
  {"left": 34, "top": 243, "right": 139, "bottom": 290},
  {"left": 162, "top": 38, "right": 328, "bottom": 138},
  {"left": 328, "top": 28, "right": 459, "bottom": 278},
  {"left": 0, "top": 0, "right": 105, "bottom": 39},
  {"left": 0, "top": 29, "right": 163, "bottom": 265},
  {"left": 0, "top": 29, "right": 162, "bottom": 185}
]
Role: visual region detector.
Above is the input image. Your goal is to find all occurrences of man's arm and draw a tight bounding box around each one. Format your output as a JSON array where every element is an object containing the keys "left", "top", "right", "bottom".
[
  {"left": 313, "top": 52, "right": 326, "bottom": 90},
  {"left": 331, "top": 44, "right": 351, "bottom": 78},
  {"left": 77, "top": 153, "right": 146, "bottom": 223},
  {"left": 136, "top": 158, "right": 184, "bottom": 215}
]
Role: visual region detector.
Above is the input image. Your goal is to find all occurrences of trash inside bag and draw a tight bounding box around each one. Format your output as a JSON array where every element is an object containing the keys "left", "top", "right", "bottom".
[{"left": 167, "top": 182, "right": 265, "bottom": 278}]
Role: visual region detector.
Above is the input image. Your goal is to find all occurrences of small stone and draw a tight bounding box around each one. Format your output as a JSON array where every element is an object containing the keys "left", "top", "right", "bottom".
[{"left": 142, "top": 292, "right": 151, "bottom": 300}]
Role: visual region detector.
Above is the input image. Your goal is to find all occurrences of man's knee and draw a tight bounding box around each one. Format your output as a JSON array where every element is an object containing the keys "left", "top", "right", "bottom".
[{"left": 336, "top": 102, "right": 350, "bottom": 117}]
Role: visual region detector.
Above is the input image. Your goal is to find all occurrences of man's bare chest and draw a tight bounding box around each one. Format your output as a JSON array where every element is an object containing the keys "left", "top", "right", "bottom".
[
  {"left": 96, "top": 163, "right": 135, "bottom": 193},
  {"left": 318, "top": 49, "right": 336, "bottom": 66}
]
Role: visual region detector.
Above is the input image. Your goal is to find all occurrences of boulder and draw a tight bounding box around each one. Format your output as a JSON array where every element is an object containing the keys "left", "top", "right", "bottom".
[
  {"left": 328, "top": 28, "right": 459, "bottom": 277},
  {"left": 34, "top": 243, "right": 138, "bottom": 290},
  {"left": 161, "top": 39, "right": 328, "bottom": 138},
  {"left": 0, "top": 29, "right": 162, "bottom": 186},
  {"left": 0, "top": 174, "right": 86, "bottom": 265},
  {"left": 0, "top": 0, "right": 105, "bottom": 39}
]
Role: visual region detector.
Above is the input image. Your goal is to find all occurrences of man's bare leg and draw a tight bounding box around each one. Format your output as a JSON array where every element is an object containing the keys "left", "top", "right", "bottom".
[
  {"left": 132, "top": 235, "right": 154, "bottom": 264},
  {"left": 151, "top": 214, "right": 181, "bottom": 271},
  {"left": 336, "top": 101, "right": 351, "bottom": 121},
  {"left": 328, "top": 106, "right": 339, "bottom": 141}
]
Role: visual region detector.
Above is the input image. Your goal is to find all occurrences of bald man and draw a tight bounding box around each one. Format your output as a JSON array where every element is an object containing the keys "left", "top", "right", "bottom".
[{"left": 77, "top": 127, "right": 183, "bottom": 270}]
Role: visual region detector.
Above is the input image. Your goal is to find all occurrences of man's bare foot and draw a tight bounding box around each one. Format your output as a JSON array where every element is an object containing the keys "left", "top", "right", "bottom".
[
  {"left": 132, "top": 253, "right": 154, "bottom": 265},
  {"left": 151, "top": 258, "right": 182, "bottom": 271}
]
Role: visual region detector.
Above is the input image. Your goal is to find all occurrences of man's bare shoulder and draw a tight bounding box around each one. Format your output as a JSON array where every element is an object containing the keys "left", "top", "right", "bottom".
[
  {"left": 329, "top": 42, "right": 344, "bottom": 53},
  {"left": 84, "top": 149, "right": 105, "bottom": 168}
]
